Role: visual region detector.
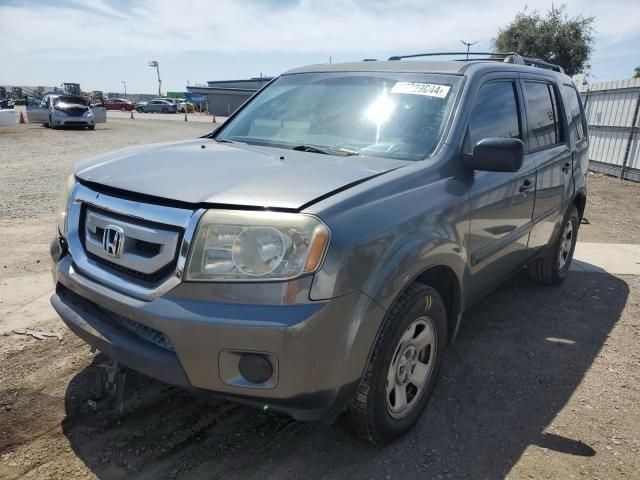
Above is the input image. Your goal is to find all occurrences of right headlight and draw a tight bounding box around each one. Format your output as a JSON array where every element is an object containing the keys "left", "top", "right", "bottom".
[{"left": 185, "top": 210, "right": 330, "bottom": 282}]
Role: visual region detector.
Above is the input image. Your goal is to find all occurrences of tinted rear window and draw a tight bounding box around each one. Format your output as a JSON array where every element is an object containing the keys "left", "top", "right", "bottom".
[
  {"left": 524, "top": 81, "right": 563, "bottom": 150},
  {"left": 562, "top": 85, "right": 586, "bottom": 140}
]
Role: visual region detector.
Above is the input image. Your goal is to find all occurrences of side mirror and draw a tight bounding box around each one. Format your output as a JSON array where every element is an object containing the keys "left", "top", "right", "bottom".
[{"left": 465, "top": 138, "right": 524, "bottom": 172}]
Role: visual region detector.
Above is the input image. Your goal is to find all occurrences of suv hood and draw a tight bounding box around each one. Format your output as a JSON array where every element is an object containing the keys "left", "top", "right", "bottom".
[{"left": 74, "top": 139, "right": 408, "bottom": 210}]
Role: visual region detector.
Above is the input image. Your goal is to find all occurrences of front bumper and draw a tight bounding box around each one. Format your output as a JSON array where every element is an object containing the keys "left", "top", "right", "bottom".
[
  {"left": 51, "top": 252, "right": 385, "bottom": 421},
  {"left": 54, "top": 117, "right": 94, "bottom": 126}
]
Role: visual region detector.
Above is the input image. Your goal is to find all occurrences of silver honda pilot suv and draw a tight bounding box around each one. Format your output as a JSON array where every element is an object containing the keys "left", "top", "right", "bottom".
[{"left": 51, "top": 53, "right": 588, "bottom": 444}]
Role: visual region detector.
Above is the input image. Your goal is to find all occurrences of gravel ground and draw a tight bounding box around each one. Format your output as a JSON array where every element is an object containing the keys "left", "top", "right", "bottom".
[
  {"left": 1, "top": 121, "right": 639, "bottom": 479},
  {"left": 581, "top": 172, "right": 640, "bottom": 244},
  {"left": 0, "top": 120, "right": 214, "bottom": 219}
]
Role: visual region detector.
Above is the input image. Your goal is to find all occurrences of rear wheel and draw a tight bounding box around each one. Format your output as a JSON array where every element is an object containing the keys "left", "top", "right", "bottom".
[
  {"left": 120, "top": 106, "right": 126, "bottom": 112},
  {"left": 528, "top": 204, "right": 580, "bottom": 285},
  {"left": 88, "top": 125, "right": 95, "bottom": 130},
  {"left": 162, "top": 107, "right": 168, "bottom": 113},
  {"left": 347, "top": 282, "right": 447, "bottom": 444}
]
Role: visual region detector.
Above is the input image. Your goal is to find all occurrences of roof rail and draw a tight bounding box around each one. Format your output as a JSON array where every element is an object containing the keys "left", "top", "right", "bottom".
[{"left": 387, "top": 51, "right": 564, "bottom": 73}]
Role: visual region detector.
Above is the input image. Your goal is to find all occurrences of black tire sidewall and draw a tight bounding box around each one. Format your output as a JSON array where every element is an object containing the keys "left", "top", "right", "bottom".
[{"left": 368, "top": 286, "right": 447, "bottom": 442}]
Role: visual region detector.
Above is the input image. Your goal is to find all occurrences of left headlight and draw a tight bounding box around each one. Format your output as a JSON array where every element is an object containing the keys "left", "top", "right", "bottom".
[
  {"left": 57, "top": 174, "right": 76, "bottom": 237},
  {"left": 186, "top": 210, "right": 330, "bottom": 282}
]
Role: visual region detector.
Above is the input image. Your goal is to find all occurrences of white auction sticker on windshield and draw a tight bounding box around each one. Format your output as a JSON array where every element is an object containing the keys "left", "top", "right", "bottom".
[{"left": 391, "top": 82, "right": 451, "bottom": 98}]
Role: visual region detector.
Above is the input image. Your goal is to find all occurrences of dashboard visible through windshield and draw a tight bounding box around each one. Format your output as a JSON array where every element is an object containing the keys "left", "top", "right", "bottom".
[{"left": 215, "top": 72, "right": 462, "bottom": 161}]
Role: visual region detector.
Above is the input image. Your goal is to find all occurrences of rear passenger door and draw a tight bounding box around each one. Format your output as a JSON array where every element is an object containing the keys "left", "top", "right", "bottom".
[
  {"left": 521, "top": 78, "right": 573, "bottom": 252},
  {"left": 466, "top": 77, "right": 537, "bottom": 302}
]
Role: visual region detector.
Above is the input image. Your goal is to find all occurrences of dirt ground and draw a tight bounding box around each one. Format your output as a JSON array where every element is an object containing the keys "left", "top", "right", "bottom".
[{"left": 1, "top": 121, "right": 639, "bottom": 479}]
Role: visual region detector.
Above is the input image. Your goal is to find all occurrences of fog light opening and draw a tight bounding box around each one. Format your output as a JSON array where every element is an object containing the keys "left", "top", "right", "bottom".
[{"left": 238, "top": 353, "right": 273, "bottom": 384}]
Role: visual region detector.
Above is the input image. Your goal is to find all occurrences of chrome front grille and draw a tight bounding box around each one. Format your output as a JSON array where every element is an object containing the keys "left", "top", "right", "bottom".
[
  {"left": 83, "top": 207, "right": 181, "bottom": 284},
  {"left": 66, "top": 183, "right": 205, "bottom": 301}
]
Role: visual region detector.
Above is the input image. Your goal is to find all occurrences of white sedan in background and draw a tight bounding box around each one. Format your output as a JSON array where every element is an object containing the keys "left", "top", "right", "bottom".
[{"left": 26, "top": 93, "right": 106, "bottom": 129}]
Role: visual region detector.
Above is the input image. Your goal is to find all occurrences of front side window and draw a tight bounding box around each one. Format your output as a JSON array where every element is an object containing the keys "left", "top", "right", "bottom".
[
  {"left": 524, "top": 81, "right": 562, "bottom": 150},
  {"left": 216, "top": 72, "right": 462, "bottom": 161},
  {"left": 466, "top": 81, "right": 521, "bottom": 153}
]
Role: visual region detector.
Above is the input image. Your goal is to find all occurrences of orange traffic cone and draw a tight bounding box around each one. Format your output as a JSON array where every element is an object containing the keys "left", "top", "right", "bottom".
[{"left": 19, "top": 111, "right": 26, "bottom": 124}]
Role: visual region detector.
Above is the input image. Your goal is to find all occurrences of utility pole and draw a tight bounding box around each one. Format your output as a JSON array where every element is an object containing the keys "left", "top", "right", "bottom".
[
  {"left": 121, "top": 80, "right": 127, "bottom": 98},
  {"left": 148, "top": 60, "right": 161, "bottom": 97},
  {"left": 460, "top": 40, "right": 477, "bottom": 60}
]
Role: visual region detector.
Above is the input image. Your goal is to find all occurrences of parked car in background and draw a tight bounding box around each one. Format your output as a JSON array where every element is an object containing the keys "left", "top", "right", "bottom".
[
  {"left": 134, "top": 101, "right": 148, "bottom": 113},
  {"left": 0, "top": 99, "right": 15, "bottom": 109},
  {"left": 104, "top": 98, "right": 134, "bottom": 111},
  {"left": 173, "top": 98, "right": 195, "bottom": 113},
  {"left": 26, "top": 93, "right": 106, "bottom": 129},
  {"left": 155, "top": 97, "right": 192, "bottom": 113},
  {"left": 50, "top": 52, "right": 588, "bottom": 444},
  {"left": 137, "top": 99, "right": 178, "bottom": 113}
]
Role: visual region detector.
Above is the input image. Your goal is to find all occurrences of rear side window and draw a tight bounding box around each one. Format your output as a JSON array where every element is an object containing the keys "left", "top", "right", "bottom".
[
  {"left": 524, "top": 81, "right": 563, "bottom": 150},
  {"left": 466, "top": 81, "right": 521, "bottom": 153},
  {"left": 562, "top": 85, "right": 586, "bottom": 140}
]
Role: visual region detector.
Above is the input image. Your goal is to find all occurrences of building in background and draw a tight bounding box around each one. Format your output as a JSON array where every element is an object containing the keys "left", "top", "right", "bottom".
[{"left": 186, "top": 77, "right": 273, "bottom": 116}]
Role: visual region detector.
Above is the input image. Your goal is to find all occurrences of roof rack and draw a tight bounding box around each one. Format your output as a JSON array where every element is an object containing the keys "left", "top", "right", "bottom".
[{"left": 387, "top": 52, "right": 564, "bottom": 74}]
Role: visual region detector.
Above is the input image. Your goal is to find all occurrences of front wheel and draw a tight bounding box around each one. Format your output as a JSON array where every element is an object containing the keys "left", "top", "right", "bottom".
[
  {"left": 347, "top": 282, "right": 447, "bottom": 444},
  {"left": 88, "top": 125, "right": 95, "bottom": 130},
  {"left": 528, "top": 204, "right": 580, "bottom": 285},
  {"left": 161, "top": 107, "right": 168, "bottom": 113}
]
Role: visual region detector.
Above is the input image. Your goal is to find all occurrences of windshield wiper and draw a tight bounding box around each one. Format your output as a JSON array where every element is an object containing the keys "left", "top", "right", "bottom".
[{"left": 291, "top": 144, "right": 358, "bottom": 157}]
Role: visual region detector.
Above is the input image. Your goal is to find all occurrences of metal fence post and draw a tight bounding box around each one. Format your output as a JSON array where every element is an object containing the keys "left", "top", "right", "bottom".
[{"left": 620, "top": 91, "right": 640, "bottom": 180}]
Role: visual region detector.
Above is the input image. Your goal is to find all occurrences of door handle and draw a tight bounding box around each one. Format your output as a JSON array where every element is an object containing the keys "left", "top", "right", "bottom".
[
  {"left": 562, "top": 161, "right": 571, "bottom": 173},
  {"left": 519, "top": 179, "right": 534, "bottom": 194}
]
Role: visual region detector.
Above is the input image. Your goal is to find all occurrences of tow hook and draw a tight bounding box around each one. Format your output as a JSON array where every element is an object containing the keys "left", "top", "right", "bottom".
[{"left": 87, "top": 352, "right": 127, "bottom": 415}]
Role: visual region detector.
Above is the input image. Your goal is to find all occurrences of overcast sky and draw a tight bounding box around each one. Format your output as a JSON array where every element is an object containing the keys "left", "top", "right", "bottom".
[{"left": 1, "top": 0, "right": 638, "bottom": 94}]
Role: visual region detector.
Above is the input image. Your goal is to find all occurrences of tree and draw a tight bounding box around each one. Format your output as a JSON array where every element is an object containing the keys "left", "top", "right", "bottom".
[
  {"left": 634, "top": 67, "right": 640, "bottom": 79},
  {"left": 493, "top": 5, "right": 595, "bottom": 76}
]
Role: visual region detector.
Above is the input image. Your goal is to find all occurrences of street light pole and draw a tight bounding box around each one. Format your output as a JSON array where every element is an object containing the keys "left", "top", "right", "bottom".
[
  {"left": 148, "top": 60, "right": 162, "bottom": 97},
  {"left": 121, "top": 80, "right": 127, "bottom": 98},
  {"left": 460, "top": 40, "right": 477, "bottom": 60}
]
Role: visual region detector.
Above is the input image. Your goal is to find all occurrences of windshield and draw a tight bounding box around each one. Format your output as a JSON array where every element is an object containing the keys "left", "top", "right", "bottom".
[{"left": 216, "top": 72, "right": 461, "bottom": 161}]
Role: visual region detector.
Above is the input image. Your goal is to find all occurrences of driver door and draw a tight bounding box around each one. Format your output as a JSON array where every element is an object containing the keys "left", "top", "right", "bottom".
[
  {"left": 465, "top": 78, "right": 537, "bottom": 302},
  {"left": 92, "top": 105, "right": 107, "bottom": 123}
]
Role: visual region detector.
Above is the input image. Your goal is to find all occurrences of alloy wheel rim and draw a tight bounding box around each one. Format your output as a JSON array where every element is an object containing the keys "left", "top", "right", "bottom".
[
  {"left": 385, "top": 316, "right": 437, "bottom": 419},
  {"left": 558, "top": 219, "right": 574, "bottom": 270}
]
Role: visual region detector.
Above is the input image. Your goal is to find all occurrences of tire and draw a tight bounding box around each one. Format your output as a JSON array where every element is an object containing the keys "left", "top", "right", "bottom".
[
  {"left": 528, "top": 203, "right": 580, "bottom": 285},
  {"left": 347, "top": 282, "right": 447, "bottom": 444},
  {"left": 162, "top": 107, "right": 168, "bottom": 113},
  {"left": 88, "top": 125, "right": 95, "bottom": 130},
  {"left": 136, "top": 107, "right": 143, "bottom": 113},
  {"left": 120, "top": 106, "right": 126, "bottom": 112}
]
